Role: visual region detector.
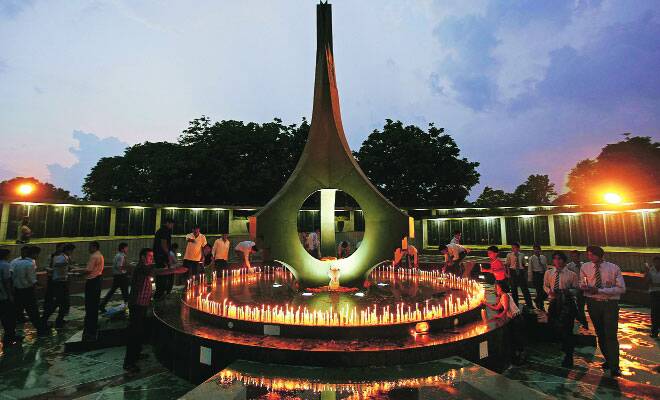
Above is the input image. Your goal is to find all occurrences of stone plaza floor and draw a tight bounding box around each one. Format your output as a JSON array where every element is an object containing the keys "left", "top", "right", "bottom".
[{"left": 0, "top": 286, "right": 657, "bottom": 399}]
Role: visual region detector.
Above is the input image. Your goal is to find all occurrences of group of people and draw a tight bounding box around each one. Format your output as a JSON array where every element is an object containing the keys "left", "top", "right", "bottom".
[
  {"left": 483, "top": 244, "right": 630, "bottom": 377},
  {"left": 0, "top": 241, "right": 109, "bottom": 346},
  {"left": 0, "top": 216, "right": 261, "bottom": 373},
  {"left": 299, "top": 229, "right": 358, "bottom": 260}
]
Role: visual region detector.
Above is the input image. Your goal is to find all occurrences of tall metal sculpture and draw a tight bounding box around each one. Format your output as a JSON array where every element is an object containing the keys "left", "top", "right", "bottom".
[{"left": 254, "top": 2, "right": 409, "bottom": 288}]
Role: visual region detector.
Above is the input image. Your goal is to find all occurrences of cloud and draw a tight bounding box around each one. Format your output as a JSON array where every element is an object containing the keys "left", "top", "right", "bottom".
[
  {"left": 47, "top": 131, "right": 128, "bottom": 196},
  {"left": 0, "top": 164, "right": 17, "bottom": 181},
  {"left": 0, "top": 0, "right": 35, "bottom": 18}
]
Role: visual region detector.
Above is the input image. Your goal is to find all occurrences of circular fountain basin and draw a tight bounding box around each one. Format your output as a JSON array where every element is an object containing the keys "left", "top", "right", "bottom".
[{"left": 182, "top": 266, "right": 485, "bottom": 339}]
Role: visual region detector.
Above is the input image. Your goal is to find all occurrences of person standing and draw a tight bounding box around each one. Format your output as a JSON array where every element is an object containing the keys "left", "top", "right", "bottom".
[
  {"left": 82, "top": 242, "right": 104, "bottom": 341},
  {"left": 183, "top": 225, "right": 206, "bottom": 277},
  {"left": 529, "top": 245, "right": 548, "bottom": 311},
  {"left": 306, "top": 230, "right": 320, "bottom": 259},
  {"left": 16, "top": 216, "right": 32, "bottom": 244},
  {"left": 544, "top": 251, "right": 579, "bottom": 368},
  {"left": 42, "top": 243, "right": 75, "bottom": 328},
  {"left": 235, "top": 240, "right": 258, "bottom": 269},
  {"left": 124, "top": 248, "right": 156, "bottom": 373},
  {"left": 153, "top": 218, "right": 174, "bottom": 299},
  {"left": 644, "top": 256, "right": 660, "bottom": 338},
  {"left": 43, "top": 243, "right": 64, "bottom": 319},
  {"left": 0, "top": 248, "right": 20, "bottom": 346},
  {"left": 484, "top": 246, "right": 508, "bottom": 287},
  {"left": 11, "top": 246, "right": 49, "bottom": 336},
  {"left": 566, "top": 250, "right": 588, "bottom": 330},
  {"left": 100, "top": 243, "right": 130, "bottom": 313},
  {"left": 337, "top": 241, "right": 351, "bottom": 259},
  {"left": 505, "top": 243, "right": 533, "bottom": 308},
  {"left": 580, "top": 246, "right": 625, "bottom": 377},
  {"left": 212, "top": 234, "right": 231, "bottom": 271}
]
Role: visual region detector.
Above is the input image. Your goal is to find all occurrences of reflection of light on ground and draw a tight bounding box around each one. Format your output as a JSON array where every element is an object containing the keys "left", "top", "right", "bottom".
[{"left": 218, "top": 369, "right": 458, "bottom": 396}]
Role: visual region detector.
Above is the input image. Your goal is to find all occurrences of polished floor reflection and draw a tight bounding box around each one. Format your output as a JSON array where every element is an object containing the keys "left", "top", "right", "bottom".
[{"left": 0, "top": 285, "right": 657, "bottom": 399}]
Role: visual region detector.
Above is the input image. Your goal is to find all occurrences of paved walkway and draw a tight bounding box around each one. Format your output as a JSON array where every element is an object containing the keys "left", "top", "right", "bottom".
[{"left": 0, "top": 285, "right": 657, "bottom": 399}]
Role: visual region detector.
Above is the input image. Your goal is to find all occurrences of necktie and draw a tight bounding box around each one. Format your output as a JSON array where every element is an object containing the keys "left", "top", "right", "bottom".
[
  {"left": 554, "top": 270, "right": 560, "bottom": 291},
  {"left": 594, "top": 263, "right": 602, "bottom": 288}
]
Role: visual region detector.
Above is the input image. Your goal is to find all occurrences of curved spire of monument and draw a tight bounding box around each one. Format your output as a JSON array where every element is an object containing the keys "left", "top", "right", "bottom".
[{"left": 255, "top": 2, "right": 409, "bottom": 288}]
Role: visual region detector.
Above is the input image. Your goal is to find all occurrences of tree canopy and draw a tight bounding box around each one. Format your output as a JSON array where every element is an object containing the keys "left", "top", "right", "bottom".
[
  {"left": 0, "top": 177, "right": 74, "bottom": 201},
  {"left": 83, "top": 117, "right": 479, "bottom": 207},
  {"left": 83, "top": 117, "right": 309, "bottom": 204},
  {"left": 474, "top": 174, "right": 556, "bottom": 207},
  {"left": 555, "top": 135, "right": 660, "bottom": 204},
  {"left": 353, "top": 120, "right": 480, "bottom": 207}
]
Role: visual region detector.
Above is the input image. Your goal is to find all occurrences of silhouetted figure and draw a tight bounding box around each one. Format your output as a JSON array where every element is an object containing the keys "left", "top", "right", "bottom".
[{"left": 42, "top": 243, "right": 75, "bottom": 328}]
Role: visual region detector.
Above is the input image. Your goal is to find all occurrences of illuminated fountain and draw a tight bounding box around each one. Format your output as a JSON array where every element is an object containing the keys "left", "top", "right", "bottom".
[
  {"left": 152, "top": 2, "right": 513, "bottom": 385},
  {"left": 182, "top": 266, "right": 484, "bottom": 337}
]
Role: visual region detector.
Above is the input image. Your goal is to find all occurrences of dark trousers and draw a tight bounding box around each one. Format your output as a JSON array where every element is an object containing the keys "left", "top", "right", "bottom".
[
  {"left": 183, "top": 259, "right": 201, "bottom": 278},
  {"left": 587, "top": 299, "right": 620, "bottom": 370},
  {"left": 548, "top": 299, "right": 575, "bottom": 358},
  {"left": 100, "top": 274, "right": 130, "bottom": 309},
  {"left": 124, "top": 304, "right": 148, "bottom": 367},
  {"left": 214, "top": 259, "right": 228, "bottom": 270},
  {"left": 42, "top": 280, "right": 70, "bottom": 323},
  {"left": 532, "top": 272, "right": 546, "bottom": 310},
  {"left": 14, "top": 287, "right": 45, "bottom": 333},
  {"left": 83, "top": 276, "right": 102, "bottom": 338},
  {"left": 509, "top": 270, "right": 533, "bottom": 308},
  {"left": 0, "top": 299, "right": 17, "bottom": 342},
  {"left": 651, "top": 291, "right": 660, "bottom": 336},
  {"left": 576, "top": 292, "right": 588, "bottom": 329}
]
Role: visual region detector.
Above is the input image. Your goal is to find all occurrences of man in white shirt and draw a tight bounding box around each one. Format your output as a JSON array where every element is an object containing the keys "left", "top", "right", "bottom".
[
  {"left": 440, "top": 242, "right": 468, "bottom": 275},
  {"left": 11, "top": 246, "right": 49, "bottom": 336},
  {"left": 505, "top": 243, "right": 533, "bottom": 308},
  {"left": 544, "top": 251, "right": 579, "bottom": 368},
  {"left": 450, "top": 230, "right": 462, "bottom": 245},
  {"left": 212, "top": 234, "right": 231, "bottom": 271},
  {"left": 235, "top": 241, "right": 258, "bottom": 269},
  {"left": 580, "top": 246, "right": 625, "bottom": 377},
  {"left": 183, "top": 226, "right": 207, "bottom": 277},
  {"left": 529, "top": 245, "right": 548, "bottom": 310}
]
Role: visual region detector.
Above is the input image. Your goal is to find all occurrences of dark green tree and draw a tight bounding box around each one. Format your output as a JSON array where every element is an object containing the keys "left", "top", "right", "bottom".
[
  {"left": 555, "top": 135, "right": 660, "bottom": 204},
  {"left": 474, "top": 174, "right": 556, "bottom": 207},
  {"left": 513, "top": 174, "right": 557, "bottom": 205},
  {"left": 353, "top": 120, "right": 480, "bottom": 207},
  {"left": 474, "top": 186, "right": 514, "bottom": 207},
  {"left": 83, "top": 117, "right": 309, "bottom": 204},
  {"left": 0, "top": 177, "right": 74, "bottom": 201}
]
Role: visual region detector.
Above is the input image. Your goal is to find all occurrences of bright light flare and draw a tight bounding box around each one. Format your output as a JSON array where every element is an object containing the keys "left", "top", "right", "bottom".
[
  {"left": 16, "top": 183, "right": 35, "bottom": 196},
  {"left": 603, "top": 192, "right": 623, "bottom": 204}
]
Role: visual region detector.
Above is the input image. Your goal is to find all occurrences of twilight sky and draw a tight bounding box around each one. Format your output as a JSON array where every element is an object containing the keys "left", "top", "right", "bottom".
[{"left": 1, "top": 0, "right": 659, "bottom": 198}]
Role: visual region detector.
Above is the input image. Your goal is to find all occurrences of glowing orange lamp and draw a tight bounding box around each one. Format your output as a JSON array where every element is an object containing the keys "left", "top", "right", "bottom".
[
  {"left": 16, "top": 183, "right": 35, "bottom": 197},
  {"left": 603, "top": 192, "right": 622, "bottom": 205},
  {"left": 415, "top": 321, "right": 430, "bottom": 335}
]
